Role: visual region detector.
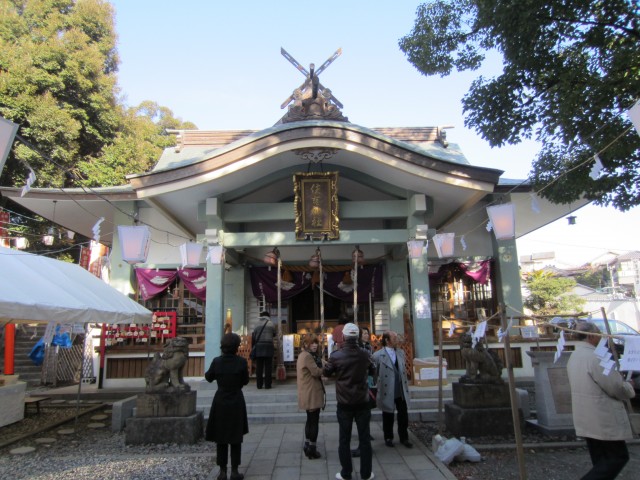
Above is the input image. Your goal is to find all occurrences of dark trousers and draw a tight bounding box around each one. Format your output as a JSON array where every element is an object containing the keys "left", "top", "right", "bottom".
[
  {"left": 305, "top": 409, "right": 320, "bottom": 442},
  {"left": 336, "top": 405, "right": 372, "bottom": 480},
  {"left": 581, "top": 438, "right": 629, "bottom": 479},
  {"left": 382, "top": 396, "right": 409, "bottom": 442},
  {"left": 255, "top": 355, "right": 272, "bottom": 388},
  {"left": 216, "top": 442, "right": 241, "bottom": 468}
]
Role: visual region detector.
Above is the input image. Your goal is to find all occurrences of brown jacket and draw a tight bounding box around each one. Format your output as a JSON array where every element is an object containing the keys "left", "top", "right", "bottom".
[{"left": 297, "top": 350, "right": 325, "bottom": 411}]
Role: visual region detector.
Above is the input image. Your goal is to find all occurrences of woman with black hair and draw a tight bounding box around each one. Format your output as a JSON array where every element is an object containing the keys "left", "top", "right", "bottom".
[{"left": 205, "top": 333, "right": 249, "bottom": 480}]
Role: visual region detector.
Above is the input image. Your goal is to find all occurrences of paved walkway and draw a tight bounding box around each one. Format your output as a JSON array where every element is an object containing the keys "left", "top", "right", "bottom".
[
  {"left": 29, "top": 383, "right": 456, "bottom": 479},
  {"left": 212, "top": 420, "right": 455, "bottom": 480}
]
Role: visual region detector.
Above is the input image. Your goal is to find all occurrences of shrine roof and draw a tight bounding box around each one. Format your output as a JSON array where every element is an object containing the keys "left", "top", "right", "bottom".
[{"left": 153, "top": 121, "right": 473, "bottom": 174}]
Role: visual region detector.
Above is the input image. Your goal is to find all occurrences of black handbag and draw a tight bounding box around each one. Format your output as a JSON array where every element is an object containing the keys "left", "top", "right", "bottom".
[{"left": 368, "top": 386, "right": 377, "bottom": 409}]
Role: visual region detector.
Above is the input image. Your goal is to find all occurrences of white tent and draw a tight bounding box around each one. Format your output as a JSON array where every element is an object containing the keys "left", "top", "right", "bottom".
[{"left": 0, "top": 246, "right": 151, "bottom": 325}]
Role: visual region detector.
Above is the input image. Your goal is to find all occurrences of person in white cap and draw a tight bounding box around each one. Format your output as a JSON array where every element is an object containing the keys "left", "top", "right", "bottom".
[{"left": 323, "top": 323, "right": 376, "bottom": 480}]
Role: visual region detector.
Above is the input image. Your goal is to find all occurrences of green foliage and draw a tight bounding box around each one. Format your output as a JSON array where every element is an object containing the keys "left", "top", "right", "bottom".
[
  {"left": 523, "top": 270, "right": 586, "bottom": 316},
  {"left": 0, "top": 0, "right": 120, "bottom": 187},
  {"left": 400, "top": 0, "right": 640, "bottom": 210},
  {"left": 0, "top": 1, "right": 197, "bottom": 188},
  {"left": 575, "top": 267, "right": 608, "bottom": 289},
  {"left": 77, "top": 101, "right": 196, "bottom": 186}
]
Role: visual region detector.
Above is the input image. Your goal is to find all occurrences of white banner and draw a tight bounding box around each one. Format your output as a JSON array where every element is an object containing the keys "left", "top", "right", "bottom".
[
  {"left": 0, "top": 116, "right": 18, "bottom": 175},
  {"left": 282, "top": 334, "right": 295, "bottom": 362}
]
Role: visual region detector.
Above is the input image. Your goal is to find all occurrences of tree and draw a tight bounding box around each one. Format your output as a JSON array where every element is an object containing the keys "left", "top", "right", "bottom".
[
  {"left": 77, "top": 101, "right": 196, "bottom": 186},
  {"left": 523, "top": 270, "right": 585, "bottom": 316},
  {"left": 0, "top": 0, "right": 120, "bottom": 187},
  {"left": 399, "top": 1, "right": 640, "bottom": 211}
]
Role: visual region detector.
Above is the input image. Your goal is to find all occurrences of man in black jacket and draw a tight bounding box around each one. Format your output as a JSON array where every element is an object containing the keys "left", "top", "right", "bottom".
[{"left": 324, "top": 323, "right": 376, "bottom": 480}]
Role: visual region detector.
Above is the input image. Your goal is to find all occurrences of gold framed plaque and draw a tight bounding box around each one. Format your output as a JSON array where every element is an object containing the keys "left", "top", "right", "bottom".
[{"left": 293, "top": 171, "right": 339, "bottom": 240}]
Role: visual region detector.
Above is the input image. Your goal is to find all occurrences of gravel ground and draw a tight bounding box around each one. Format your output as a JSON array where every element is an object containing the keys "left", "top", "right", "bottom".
[
  {"left": 0, "top": 403, "right": 216, "bottom": 480},
  {"left": 4, "top": 405, "right": 640, "bottom": 480},
  {"left": 410, "top": 421, "right": 640, "bottom": 480}
]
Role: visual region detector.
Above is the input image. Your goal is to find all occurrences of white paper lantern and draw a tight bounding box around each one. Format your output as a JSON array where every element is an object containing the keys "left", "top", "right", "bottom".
[
  {"left": 180, "top": 242, "right": 204, "bottom": 267},
  {"left": 407, "top": 239, "right": 426, "bottom": 259},
  {"left": 118, "top": 225, "right": 151, "bottom": 264},
  {"left": 486, "top": 203, "right": 516, "bottom": 240},
  {"left": 433, "top": 233, "right": 455, "bottom": 258}
]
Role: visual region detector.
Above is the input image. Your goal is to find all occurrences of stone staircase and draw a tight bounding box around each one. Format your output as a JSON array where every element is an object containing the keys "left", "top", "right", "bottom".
[
  {"left": 192, "top": 380, "right": 454, "bottom": 424},
  {"left": 1, "top": 324, "right": 45, "bottom": 386}
]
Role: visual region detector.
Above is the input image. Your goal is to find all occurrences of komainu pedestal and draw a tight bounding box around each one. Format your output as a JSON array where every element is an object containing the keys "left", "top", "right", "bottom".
[
  {"left": 445, "top": 333, "right": 522, "bottom": 437},
  {"left": 445, "top": 383, "right": 522, "bottom": 437},
  {"left": 125, "top": 391, "right": 203, "bottom": 445},
  {"left": 125, "top": 338, "right": 203, "bottom": 445}
]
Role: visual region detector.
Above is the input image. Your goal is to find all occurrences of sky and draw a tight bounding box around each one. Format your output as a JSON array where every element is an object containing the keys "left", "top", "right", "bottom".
[{"left": 108, "top": 0, "right": 639, "bottom": 267}]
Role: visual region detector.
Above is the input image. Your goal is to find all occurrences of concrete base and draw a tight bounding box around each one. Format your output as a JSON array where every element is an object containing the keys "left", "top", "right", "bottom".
[
  {"left": 136, "top": 391, "right": 196, "bottom": 417},
  {"left": 0, "top": 381, "right": 26, "bottom": 427},
  {"left": 125, "top": 412, "right": 203, "bottom": 445},
  {"left": 526, "top": 419, "right": 575, "bottom": 436},
  {"left": 452, "top": 382, "right": 510, "bottom": 408},
  {"left": 445, "top": 403, "right": 523, "bottom": 437}
]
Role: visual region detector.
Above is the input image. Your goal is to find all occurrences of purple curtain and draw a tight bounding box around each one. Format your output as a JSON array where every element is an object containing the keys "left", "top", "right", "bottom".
[
  {"left": 458, "top": 260, "right": 491, "bottom": 285},
  {"left": 249, "top": 267, "right": 311, "bottom": 302},
  {"left": 428, "top": 260, "right": 492, "bottom": 285},
  {"left": 135, "top": 268, "right": 207, "bottom": 301},
  {"left": 178, "top": 268, "right": 207, "bottom": 301},
  {"left": 135, "top": 269, "right": 178, "bottom": 301},
  {"left": 249, "top": 264, "right": 384, "bottom": 304}
]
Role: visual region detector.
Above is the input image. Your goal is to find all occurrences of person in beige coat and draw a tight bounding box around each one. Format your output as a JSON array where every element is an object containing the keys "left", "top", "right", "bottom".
[
  {"left": 567, "top": 321, "right": 636, "bottom": 479},
  {"left": 297, "top": 333, "right": 326, "bottom": 459}
]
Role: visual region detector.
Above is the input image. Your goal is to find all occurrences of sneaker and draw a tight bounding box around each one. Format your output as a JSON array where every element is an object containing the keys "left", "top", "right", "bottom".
[
  {"left": 361, "top": 474, "right": 375, "bottom": 480},
  {"left": 335, "top": 473, "right": 352, "bottom": 480}
]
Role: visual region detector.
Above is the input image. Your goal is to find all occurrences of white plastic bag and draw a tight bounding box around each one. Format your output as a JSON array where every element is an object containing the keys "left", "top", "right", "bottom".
[
  {"left": 435, "top": 438, "right": 465, "bottom": 465},
  {"left": 455, "top": 443, "right": 482, "bottom": 463}
]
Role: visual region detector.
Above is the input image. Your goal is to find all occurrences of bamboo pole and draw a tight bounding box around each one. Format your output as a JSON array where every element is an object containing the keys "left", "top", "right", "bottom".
[
  {"left": 501, "top": 305, "right": 527, "bottom": 480},
  {"left": 600, "top": 307, "right": 637, "bottom": 435},
  {"left": 438, "top": 315, "right": 444, "bottom": 434},
  {"left": 319, "top": 250, "right": 325, "bottom": 356}
]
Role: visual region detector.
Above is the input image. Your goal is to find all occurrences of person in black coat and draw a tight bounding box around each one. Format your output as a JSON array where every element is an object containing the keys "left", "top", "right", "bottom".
[{"left": 205, "top": 333, "right": 249, "bottom": 480}]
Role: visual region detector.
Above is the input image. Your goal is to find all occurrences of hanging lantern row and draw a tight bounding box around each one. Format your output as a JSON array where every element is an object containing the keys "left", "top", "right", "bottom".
[{"left": 486, "top": 203, "right": 516, "bottom": 240}]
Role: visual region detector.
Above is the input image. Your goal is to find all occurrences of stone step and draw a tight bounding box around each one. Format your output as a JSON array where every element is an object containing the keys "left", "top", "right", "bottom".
[
  {"left": 193, "top": 382, "right": 453, "bottom": 424},
  {"left": 246, "top": 408, "right": 443, "bottom": 424}
]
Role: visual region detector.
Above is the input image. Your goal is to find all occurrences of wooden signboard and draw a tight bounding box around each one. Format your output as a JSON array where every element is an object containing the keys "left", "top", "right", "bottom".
[{"left": 293, "top": 171, "right": 339, "bottom": 240}]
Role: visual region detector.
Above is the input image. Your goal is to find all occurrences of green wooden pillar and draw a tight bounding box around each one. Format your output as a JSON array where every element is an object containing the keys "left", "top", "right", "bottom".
[
  {"left": 205, "top": 260, "right": 224, "bottom": 366},
  {"left": 492, "top": 235, "right": 524, "bottom": 319},
  {"left": 408, "top": 253, "right": 434, "bottom": 357}
]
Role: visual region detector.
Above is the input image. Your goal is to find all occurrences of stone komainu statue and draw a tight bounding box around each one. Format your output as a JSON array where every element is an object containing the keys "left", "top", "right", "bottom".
[
  {"left": 145, "top": 336, "right": 191, "bottom": 393},
  {"left": 459, "top": 332, "right": 504, "bottom": 384}
]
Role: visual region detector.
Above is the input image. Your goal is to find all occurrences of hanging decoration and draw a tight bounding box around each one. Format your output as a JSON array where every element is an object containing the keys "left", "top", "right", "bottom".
[
  {"left": 554, "top": 330, "right": 566, "bottom": 363},
  {"left": 460, "top": 235, "right": 467, "bottom": 251},
  {"left": 628, "top": 99, "right": 640, "bottom": 136},
  {"left": 118, "top": 225, "right": 151, "bottom": 265},
  {"left": 20, "top": 167, "right": 36, "bottom": 197},
  {"left": 589, "top": 154, "right": 604, "bottom": 180},
  {"left": 135, "top": 268, "right": 207, "bottom": 301},
  {"left": 433, "top": 233, "right": 455, "bottom": 258},
  {"left": 179, "top": 241, "right": 203, "bottom": 268},
  {"left": 530, "top": 194, "right": 540, "bottom": 214},
  {"left": 92, "top": 217, "right": 104, "bottom": 243},
  {"left": 486, "top": 203, "right": 516, "bottom": 240}
]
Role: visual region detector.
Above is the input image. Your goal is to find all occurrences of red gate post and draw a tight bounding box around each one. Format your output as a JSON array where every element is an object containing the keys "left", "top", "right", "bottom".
[{"left": 3, "top": 323, "right": 15, "bottom": 375}]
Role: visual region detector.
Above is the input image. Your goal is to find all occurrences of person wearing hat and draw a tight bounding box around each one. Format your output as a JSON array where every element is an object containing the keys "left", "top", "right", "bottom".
[
  {"left": 373, "top": 330, "right": 412, "bottom": 449},
  {"left": 252, "top": 310, "right": 276, "bottom": 389},
  {"left": 323, "top": 322, "right": 376, "bottom": 480}
]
